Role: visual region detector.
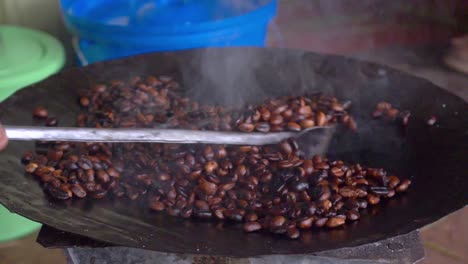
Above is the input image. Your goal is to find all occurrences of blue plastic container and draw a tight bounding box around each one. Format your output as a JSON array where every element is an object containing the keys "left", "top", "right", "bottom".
[{"left": 60, "top": 0, "right": 278, "bottom": 64}]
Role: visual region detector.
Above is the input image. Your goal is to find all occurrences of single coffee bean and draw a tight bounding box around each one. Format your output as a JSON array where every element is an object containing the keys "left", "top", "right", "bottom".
[
  {"left": 243, "top": 222, "right": 262, "bottom": 232},
  {"left": 33, "top": 106, "right": 48, "bottom": 119},
  {"left": 287, "top": 122, "right": 301, "bottom": 132},
  {"left": 255, "top": 122, "right": 270, "bottom": 133},
  {"left": 367, "top": 194, "right": 380, "bottom": 205},
  {"left": 45, "top": 117, "right": 58, "bottom": 127},
  {"left": 79, "top": 97, "right": 90, "bottom": 107},
  {"left": 238, "top": 123, "right": 255, "bottom": 132},
  {"left": 286, "top": 227, "right": 300, "bottom": 239},
  {"left": 314, "top": 218, "right": 328, "bottom": 228},
  {"left": 387, "top": 176, "right": 400, "bottom": 189},
  {"left": 298, "top": 217, "right": 314, "bottom": 229},
  {"left": 326, "top": 216, "right": 346, "bottom": 228},
  {"left": 347, "top": 209, "right": 360, "bottom": 221},
  {"left": 370, "top": 186, "right": 390, "bottom": 195},
  {"left": 271, "top": 216, "right": 287, "bottom": 228},
  {"left": 316, "top": 112, "right": 327, "bottom": 126},
  {"left": 71, "top": 184, "right": 87, "bottom": 198},
  {"left": 396, "top": 179, "right": 411, "bottom": 192}
]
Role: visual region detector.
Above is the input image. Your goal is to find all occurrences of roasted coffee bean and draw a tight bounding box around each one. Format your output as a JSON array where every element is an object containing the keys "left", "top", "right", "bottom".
[
  {"left": 300, "top": 119, "right": 315, "bottom": 129},
  {"left": 225, "top": 209, "right": 245, "bottom": 222},
  {"left": 387, "top": 176, "right": 400, "bottom": 189},
  {"left": 21, "top": 152, "right": 34, "bottom": 165},
  {"left": 339, "top": 186, "right": 356, "bottom": 198},
  {"left": 326, "top": 216, "right": 346, "bottom": 228},
  {"left": 270, "top": 114, "right": 284, "bottom": 125},
  {"left": 25, "top": 163, "right": 39, "bottom": 173},
  {"left": 396, "top": 179, "right": 411, "bottom": 192},
  {"left": 426, "top": 116, "right": 437, "bottom": 126},
  {"left": 238, "top": 123, "right": 255, "bottom": 132},
  {"left": 314, "top": 218, "right": 328, "bottom": 228},
  {"left": 112, "top": 186, "right": 126, "bottom": 197},
  {"left": 96, "top": 170, "right": 110, "bottom": 183},
  {"left": 90, "top": 190, "right": 107, "bottom": 199},
  {"left": 194, "top": 210, "right": 212, "bottom": 219},
  {"left": 243, "top": 222, "right": 262, "bottom": 232},
  {"left": 199, "top": 179, "right": 217, "bottom": 195},
  {"left": 271, "top": 216, "right": 287, "bottom": 228},
  {"left": 150, "top": 201, "right": 165, "bottom": 211},
  {"left": 370, "top": 186, "right": 390, "bottom": 195},
  {"left": 45, "top": 117, "right": 58, "bottom": 127},
  {"left": 71, "top": 184, "right": 87, "bottom": 198},
  {"left": 286, "top": 227, "right": 300, "bottom": 239},
  {"left": 255, "top": 122, "right": 270, "bottom": 133},
  {"left": 316, "top": 112, "right": 327, "bottom": 126},
  {"left": 106, "top": 168, "right": 121, "bottom": 178},
  {"left": 214, "top": 209, "right": 225, "bottom": 220},
  {"left": 204, "top": 161, "right": 218, "bottom": 174},
  {"left": 298, "top": 217, "right": 314, "bottom": 229},
  {"left": 357, "top": 199, "right": 368, "bottom": 209},
  {"left": 245, "top": 213, "right": 258, "bottom": 222},
  {"left": 287, "top": 122, "right": 301, "bottom": 132},
  {"left": 168, "top": 208, "right": 181, "bottom": 217},
  {"left": 367, "top": 194, "right": 381, "bottom": 205},
  {"left": 386, "top": 189, "right": 396, "bottom": 198},
  {"left": 33, "top": 106, "right": 48, "bottom": 119},
  {"left": 347, "top": 209, "right": 360, "bottom": 221},
  {"left": 376, "top": 101, "right": 392, "bottom": 111},
  {"left": 47, "top": 186, "right": 71, "bottom": 200}
]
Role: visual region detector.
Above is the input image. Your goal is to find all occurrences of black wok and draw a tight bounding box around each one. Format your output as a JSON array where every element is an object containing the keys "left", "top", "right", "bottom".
[{"left": 0, "top": 48, "right": 466, "bottom": 257}]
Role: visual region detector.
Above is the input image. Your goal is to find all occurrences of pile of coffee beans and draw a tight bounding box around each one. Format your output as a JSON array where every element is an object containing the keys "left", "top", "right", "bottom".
[
  {"left": 372, "top": 101, "right": 411, "bottom": 126},
  {"left": 76, "top": 75, "right": 356, "bottom": 132},
  {"left": 22, "top": 75, "right": 411, "bottom": 239}
]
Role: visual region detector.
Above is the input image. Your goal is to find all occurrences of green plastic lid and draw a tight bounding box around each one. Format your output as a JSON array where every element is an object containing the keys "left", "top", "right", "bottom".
[
  {"left": 0, "top": 25, "right": 65, "bottom": 243},
  {"left": 0, "top": 25, "right": 65, "bottom": 102}
]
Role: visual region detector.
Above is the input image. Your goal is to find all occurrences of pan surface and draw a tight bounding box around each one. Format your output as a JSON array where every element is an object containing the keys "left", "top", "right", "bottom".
[{"left": 0, "top": 48, "right": 467, "bottom": 257}]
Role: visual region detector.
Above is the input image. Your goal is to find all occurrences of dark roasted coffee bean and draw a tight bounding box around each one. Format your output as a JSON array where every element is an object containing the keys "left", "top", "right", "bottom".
[
  {"left": 396, "top": 179, "right": 411, "bottom": 192},
  {"left": 347, "top": 209, "right": 360, "bottom": 221},
  {"left": 270, "top": 114, "right": 284, "bottom": 125},
  {"left": 271, "top": 216, "right": 286, "bottom": 228},
  {"left": 339, "top": 186, "right": 356, "bottom": 198},
  {"left": 150, "top": 201, "right": 165, "bottom": 211},
  {"left": 387, "top": 176, "right": 400, "bottom": 189},
  {"left": 45, "top": 117, "right": 58, "bottom": 126},
  {"left": 91, "top": 189, "right": 107, "bottom": 199},
  {"left": 367, "top": 194, "right": 380, "bottom": 205},
  {"left": 243, "top": 222, "right": 262, "bottom": 232},
  {"left": 255, "top": 122, "right": 270, "bottom": 133},
  {"left": 33, "top": 106, "right": 48, "bottom": 119},
  {"left": 287, "top": 122, "right": 301, "bottom": 132},
  {"left": 370, "top": 186, "right": 390, "bottom": 195},
  {"left": 316, "top": 112, "right": 327, "bottom": 126},
  {"left": 245, "top": 213, "right": 258, "bottom": 222},
  {"left": 314, "top": 217, "right": 328, "bottom": 228},
  {"left": 298, "top": 217, "right": 314, "bottom": 229},
  {"left": 238, "top": 123, "right": 255, "bottom": 132},
  {"left": 71, "top": 184, "right": 87, "bottom": 198},
  {"left": 326, "top": 216, "right": 346, "bottom": 228},
  {"left": 96, "top": 170, "right": 110, "bottom": 183},
  {"left": 194, "top": 210, "right": 212, "bottom": 219},
  {"left": 204, "top": 161, "right": 218, "bottom": 174},
  {"left": 426, "top": 116, "right": 437, "bottom": 126},
  {"left": 286, "top": 227, "right": 300, "bottom": 239}
]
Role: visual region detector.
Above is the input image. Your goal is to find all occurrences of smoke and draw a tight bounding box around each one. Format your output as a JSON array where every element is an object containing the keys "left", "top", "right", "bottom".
[{"left": 181, "top": 48, "right": 266, "bottom": 107}]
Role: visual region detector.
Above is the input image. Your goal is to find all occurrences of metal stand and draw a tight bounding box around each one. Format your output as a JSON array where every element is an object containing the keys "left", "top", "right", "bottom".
[{"left": 63, "top": 231, "right": 424, "bottom": 264}]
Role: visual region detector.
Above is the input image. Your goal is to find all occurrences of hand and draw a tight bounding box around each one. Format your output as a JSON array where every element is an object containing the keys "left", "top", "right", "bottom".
[{"left": 0, "top": 123, "right": 7, "bottom": 151}]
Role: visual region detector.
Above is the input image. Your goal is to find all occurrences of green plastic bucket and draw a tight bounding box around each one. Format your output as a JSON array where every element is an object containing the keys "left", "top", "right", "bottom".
[{"left": 0, "top": 25, "right": 65, "bottom": 242}]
